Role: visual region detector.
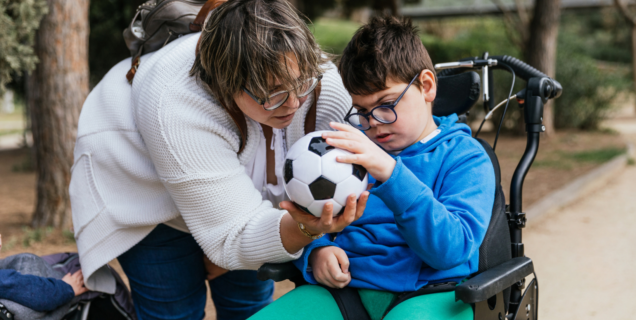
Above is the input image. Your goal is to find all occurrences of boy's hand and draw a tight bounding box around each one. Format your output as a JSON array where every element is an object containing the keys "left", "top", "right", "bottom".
[
  {"left": 62, "top": 270, "right": 89, "bottom": 296},
  {"left": 323, "top": 122, "right": 396, "bottom": 182},
  {"left": 309, "top": 246, "right": 351, "bottom": 288},
  {"left": 281, "top": 191, "right": 368, "bottom": 236},
  {"left": 204, "top": 255, "right": 228, "bottom": 280}
]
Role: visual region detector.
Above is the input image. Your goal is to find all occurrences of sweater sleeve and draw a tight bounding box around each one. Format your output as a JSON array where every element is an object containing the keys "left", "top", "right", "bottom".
[
  {"left": 0, "top": 269, "right": 74, "bottom": 312},
  {"left": 370, "top": 154, "right": 495, "bottom": 271},
  {"left": 293, "top": 236, "right": 338, "bottom": 284},
  {"left": 134, "top": 78, "right": 301, "bottom": 271}
]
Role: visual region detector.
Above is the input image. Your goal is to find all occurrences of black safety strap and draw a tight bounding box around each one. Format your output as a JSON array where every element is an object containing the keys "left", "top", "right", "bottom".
[
  {"left": 0, "top": 303, "right": 13, "bottom": 320},
  {"left": 322, "top": 282, "right": 457, "bottom": 320},
  {"left": 323, "top": 286, "right": 371, "bottom": 320},
  {"left": 381, "top": 282, "right": 457, "bottom": 319}
]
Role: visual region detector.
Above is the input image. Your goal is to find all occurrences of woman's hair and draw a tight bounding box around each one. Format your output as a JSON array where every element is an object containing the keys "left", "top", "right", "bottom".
[{"left": 191, "top": 0, "right": 326, "bottom": 151}]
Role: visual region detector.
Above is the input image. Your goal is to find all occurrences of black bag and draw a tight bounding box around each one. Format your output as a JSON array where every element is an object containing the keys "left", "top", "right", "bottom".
[{"left": 123, "top": 0, "right": 227, "bottom": 83}]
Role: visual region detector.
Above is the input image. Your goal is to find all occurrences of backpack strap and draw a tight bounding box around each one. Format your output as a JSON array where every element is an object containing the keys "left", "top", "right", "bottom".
[
  {"left": 190, "top": 0, "right": 228, "bottom": 32},
  {"left": 381, "top": 282, "right": 457, "bottom": 319},
  {"left": 322, "top": 286, "right": 371, "bottom": 320},
  {"left": 304, "top": 81, "right": 321, "bottom": 134}
]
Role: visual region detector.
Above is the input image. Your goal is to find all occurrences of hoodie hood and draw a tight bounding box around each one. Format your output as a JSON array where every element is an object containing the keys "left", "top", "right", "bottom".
[{"left": 398, "top": 114, "right": 471, "bottom": 158}]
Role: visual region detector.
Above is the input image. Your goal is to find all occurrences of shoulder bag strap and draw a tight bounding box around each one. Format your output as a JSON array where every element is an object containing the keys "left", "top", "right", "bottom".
[
  {"left": 190, "top": 0, "right": 228, "bottom": 32},
  {"left": 304, "top": 81, "right": 321, "bottom": 134}
]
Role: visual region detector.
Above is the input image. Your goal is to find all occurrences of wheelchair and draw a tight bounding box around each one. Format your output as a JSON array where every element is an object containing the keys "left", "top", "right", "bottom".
[{"left": 257, "top": 52, "right": 563, "bottom": 320}]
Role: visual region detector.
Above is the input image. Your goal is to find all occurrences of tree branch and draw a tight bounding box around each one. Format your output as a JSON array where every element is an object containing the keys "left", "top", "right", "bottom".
[
  {"left": 492, "top": 0, "right": 527, "bottom": 51},
  {"left": 614, "top": 0, "right": 636, "bottom": 26},
  {"left": 514, "top": 0, "right": 530, "bottom": 41}
]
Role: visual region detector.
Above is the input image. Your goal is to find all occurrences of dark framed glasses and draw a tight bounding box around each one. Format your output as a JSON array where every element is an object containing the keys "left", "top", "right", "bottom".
[
  {"left": 242, "top": 74, "right": 323, "bottom": 111},
  {"left": 344, "top": 74, "right": 419, "bottom": 131}
]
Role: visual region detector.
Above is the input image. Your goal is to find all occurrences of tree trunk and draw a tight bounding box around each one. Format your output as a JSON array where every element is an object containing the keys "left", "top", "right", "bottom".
[
  {"left": 632, "top": 24, "right": 636, "bottom": 112},
  {"left": 29, "top": 0, "right": 90, "bottom": 229},
  {"left": 524, "top": 0, "right": 561, "bottom": 135}
]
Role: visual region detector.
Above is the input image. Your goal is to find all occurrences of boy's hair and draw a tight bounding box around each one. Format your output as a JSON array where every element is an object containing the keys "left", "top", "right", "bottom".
[{"left": 338, "top": 16, "right": 436, "bottom": 95}]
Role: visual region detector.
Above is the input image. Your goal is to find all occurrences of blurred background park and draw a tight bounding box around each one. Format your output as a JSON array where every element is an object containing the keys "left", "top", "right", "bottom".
[{"left": 1, "top": 0, "right": 636, "bottom": 319}]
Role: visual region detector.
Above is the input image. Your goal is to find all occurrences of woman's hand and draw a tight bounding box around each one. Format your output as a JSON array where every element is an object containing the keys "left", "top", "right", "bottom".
[
  {"left": 323, "top": 122, "right": 396, "bottom": 182},
  {"left": 309, "top": 246, "right": 351, "bottom": 288},
  {"left": 280, "top": 191, "right": 368, "bottom": 236},
  {"left": 62, "top": 270, "right": 89, "bottom": 296},
  {"left": 204, "top": 256, "right": 228, "bottom": 280}
]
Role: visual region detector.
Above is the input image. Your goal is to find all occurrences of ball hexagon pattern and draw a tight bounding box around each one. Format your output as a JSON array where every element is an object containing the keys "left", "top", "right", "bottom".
[{"left": 283, "top": 131, "right": 368, "bottom": 217}]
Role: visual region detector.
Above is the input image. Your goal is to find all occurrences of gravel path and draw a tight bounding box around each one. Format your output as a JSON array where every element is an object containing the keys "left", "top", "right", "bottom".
[{"left": 524, "top": 118, "right": 636, "bottom": 320}]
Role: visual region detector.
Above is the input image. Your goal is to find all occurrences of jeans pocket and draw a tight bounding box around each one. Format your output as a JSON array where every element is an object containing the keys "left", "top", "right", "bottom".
[{"left": 70, "top": 153, "right": 106, "bottom": 237}]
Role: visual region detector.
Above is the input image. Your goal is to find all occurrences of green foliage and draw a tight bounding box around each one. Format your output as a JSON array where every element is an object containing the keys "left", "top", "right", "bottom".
[
  {"left": 89, "top": 0, "right": 139, "bottom": 85},
  {"left": 560, "top": 9, "right": 631, "bottom": 64},
  {"left": 0, "top": 0, "right": 47, "bottom": 95},
  {"left": 298, "top": 0, "right": 337, "bottom": 21},
  {"left": 553, "top": 36, "right": 630, "bottom": 130},
  {"left": 421, "top": 18, "right": 520, "bottom": 63},
  {"left": 311, "top": 18, "right": 361, "bottom": 54}
]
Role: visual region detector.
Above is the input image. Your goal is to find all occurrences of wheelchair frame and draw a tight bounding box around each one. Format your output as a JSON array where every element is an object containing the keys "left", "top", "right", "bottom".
[{"left": 258, "top": 52, "right": 562, "bottom": 320}]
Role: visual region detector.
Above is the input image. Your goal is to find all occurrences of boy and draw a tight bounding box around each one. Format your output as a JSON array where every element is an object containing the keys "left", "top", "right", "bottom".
[
  {"left": 0, "top": 234, "right": 88, "bottom": 313},
  {"left": 251, "top": 16, "right": 495, "bottom": 320}
]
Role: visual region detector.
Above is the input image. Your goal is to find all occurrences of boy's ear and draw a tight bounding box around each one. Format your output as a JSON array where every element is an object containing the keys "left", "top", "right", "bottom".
[{"left": 418, "top": 69, "right": 437, "bottom": 103}]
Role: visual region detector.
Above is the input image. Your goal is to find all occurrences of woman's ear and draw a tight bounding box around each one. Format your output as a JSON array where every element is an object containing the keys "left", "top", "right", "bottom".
[{"left": 418, "top": 69, "right": 437, "bottom": 103}]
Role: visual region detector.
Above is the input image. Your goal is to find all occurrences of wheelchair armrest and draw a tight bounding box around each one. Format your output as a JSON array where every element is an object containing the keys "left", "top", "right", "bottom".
[
  {"left": 257, "top": 262, "right": 301, "bottom": 282},
  {"left": 455, "top": 257, "right": 534, "bottom": 304}
]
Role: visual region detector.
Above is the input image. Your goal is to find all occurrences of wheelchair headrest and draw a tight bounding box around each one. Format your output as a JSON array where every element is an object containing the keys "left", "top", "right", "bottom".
[{"left": 433, "top": 71, "right": 481, "bottom": 117}]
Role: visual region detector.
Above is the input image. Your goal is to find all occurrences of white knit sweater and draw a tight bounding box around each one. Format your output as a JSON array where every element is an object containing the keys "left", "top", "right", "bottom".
[{"left": 70, "top": 33, "right": 351, "bottom": 290}]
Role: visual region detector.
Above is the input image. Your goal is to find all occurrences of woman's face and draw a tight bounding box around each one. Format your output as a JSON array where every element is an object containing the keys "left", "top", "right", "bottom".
[{"left": 234, "top": 53, "right": 309, "bottom": 129}]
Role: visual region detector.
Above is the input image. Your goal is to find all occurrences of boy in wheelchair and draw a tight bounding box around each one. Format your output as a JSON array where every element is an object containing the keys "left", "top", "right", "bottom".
[{"left": 251, "top": 16, "right": 496, "bottom": 320}]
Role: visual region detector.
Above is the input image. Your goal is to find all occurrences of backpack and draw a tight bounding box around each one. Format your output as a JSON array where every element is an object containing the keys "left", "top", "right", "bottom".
[{"left": 123, "top": 0, "right": 227, "bottom": 83}]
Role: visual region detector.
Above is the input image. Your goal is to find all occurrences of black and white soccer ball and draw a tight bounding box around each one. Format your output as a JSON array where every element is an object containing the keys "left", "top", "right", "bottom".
[{"left": 283, "top": 131, "right": 368, "bottom": 217}]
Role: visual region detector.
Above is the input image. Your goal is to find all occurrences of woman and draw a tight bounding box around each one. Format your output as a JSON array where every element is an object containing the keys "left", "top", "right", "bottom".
[{"left": 69, "top": 0, "right": 367, "bottom": 319}]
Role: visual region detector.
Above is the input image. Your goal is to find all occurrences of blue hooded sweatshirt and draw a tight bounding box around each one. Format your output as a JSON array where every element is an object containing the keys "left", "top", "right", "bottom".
[
  {"left": 0, "top": 269, "right": 74, "bottom": 311},
  {"left": 294, "top": 114, "right": 496, "bottom": 292}
]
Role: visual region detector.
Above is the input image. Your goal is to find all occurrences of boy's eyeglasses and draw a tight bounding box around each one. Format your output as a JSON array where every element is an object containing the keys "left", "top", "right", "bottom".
[
  {"left": 344, "top": 74, "right": 419, "bottom": 131},
  {"left": 242, "top": 74, "right": 323, "bottom": 111}
]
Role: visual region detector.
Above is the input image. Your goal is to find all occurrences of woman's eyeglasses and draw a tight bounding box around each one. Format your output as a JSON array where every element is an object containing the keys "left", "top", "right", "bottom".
[
  {"left": 242, "top": 74, "right": 323, "bottom": 111},
  {"left": 344, "top": 74, "right": 419, "bottom": 131}
]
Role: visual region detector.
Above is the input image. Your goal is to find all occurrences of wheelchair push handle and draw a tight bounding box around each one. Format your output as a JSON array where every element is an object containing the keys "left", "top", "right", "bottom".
[{"left": 436, "top": 55, "right": 562, "bottom": 100}]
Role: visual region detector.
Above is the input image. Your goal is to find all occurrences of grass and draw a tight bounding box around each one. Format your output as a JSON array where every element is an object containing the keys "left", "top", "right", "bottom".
[
  {"left": 21, "top": 226, "right": 53, "bottom": 248},
  {"left": 0, "top": 129, "right": 22, "bottom": 137},
  {"left": 533, "top": 147, "right": 626, "bottom": 170},
  {"left": 0, "top": 228, "right": 76, "bottom": 253},
  {"left": 12, "top": 154, "right": 34, "bottom": 173},
  {"left": 2, "top": 236, "right": 18, "bottom": 251},
  {"left": 62, "top": 230, "right": 76, "bottom": 244},
  {"left": 565, "top": 148, "right": 626, "bottom": 163},
  {"left": 310, "top": 18, "right": 361, "bottom": 54},
  {"left": 0, "top": 112, "right": 24, "bottom": 123}
]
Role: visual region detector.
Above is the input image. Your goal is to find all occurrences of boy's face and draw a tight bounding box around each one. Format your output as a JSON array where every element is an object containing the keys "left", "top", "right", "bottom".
[{"left": 350, "top": 70, "right": 437, "bottom": 152}]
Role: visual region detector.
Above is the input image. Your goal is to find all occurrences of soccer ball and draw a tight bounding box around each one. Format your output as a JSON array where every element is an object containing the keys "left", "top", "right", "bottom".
[{"left": 283, "top": 131, "right": 368, "bottom": 217}]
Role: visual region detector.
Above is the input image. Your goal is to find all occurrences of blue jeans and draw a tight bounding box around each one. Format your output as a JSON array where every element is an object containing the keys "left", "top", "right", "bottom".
[{"left": 118, "top": 224, "right": 274, "bottom": 320}]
